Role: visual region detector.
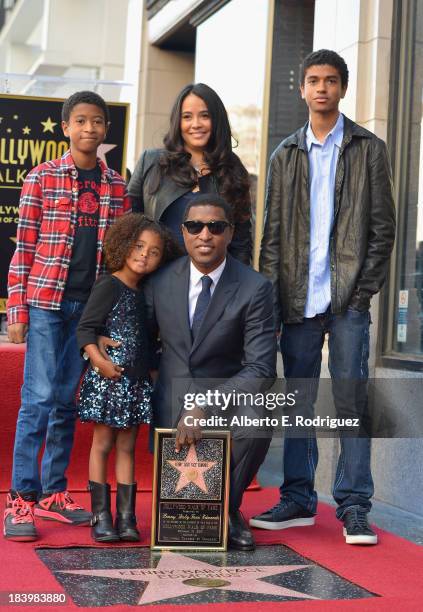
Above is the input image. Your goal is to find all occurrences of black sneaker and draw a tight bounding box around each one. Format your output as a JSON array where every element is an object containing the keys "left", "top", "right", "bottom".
[
  {"left": 249, "top": 498, "right": 315, "bottom": 530},
  {"left": 34, "top": 491, "right": 91, "bottom": 525},
  {"left": 342, "top": 507, "right": 377, "bottom": 545},
  {"left": 3, "top": 491, "right": 38, "bottom": 542}
]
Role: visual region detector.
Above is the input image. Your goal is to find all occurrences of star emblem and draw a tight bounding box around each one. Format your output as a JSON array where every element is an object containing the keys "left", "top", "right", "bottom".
[
  {"left": 22, "top": 126, "right": 31, "bottom": 135},
  {"left": 41, "top": 117, "right": 57, "bottom": 133},
  {"left": 97, "top": 142, "right": 117, "bottom": 164},
  {"left": 13, "top": 114, "right": 18, "bottom": 119},
  {"left": 6, "top": 128, "right": 11, "bottom": 133},
  {"left": 60, "top": 551, "right": 319, "bottom": 605},
  {"left": 167, "top": 443, "right": 216, "bottom": 493}
]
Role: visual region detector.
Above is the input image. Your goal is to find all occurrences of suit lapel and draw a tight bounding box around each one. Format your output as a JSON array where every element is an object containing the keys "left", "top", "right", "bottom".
[
  {"left": 190, "top": 256, "right": 240, "bottom": 355},
  {"left": 172, "top": 257, "right": 192, "bottom": 353}
]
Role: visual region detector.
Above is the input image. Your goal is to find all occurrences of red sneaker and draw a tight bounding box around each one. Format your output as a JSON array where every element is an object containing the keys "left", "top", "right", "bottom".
[
  {"left": 34, "top": 491, "right": 91, "bottom": 525},
  {"left": 3, "top": 492, "right": 37, "bottom": 542}
]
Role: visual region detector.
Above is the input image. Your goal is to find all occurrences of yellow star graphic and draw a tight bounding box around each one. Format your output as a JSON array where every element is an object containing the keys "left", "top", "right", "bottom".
[
  {"left": 41, "top": 117, "right": 57, "bottom": 133},
  {"left": 22, "top": 126, "right": 31, "bottom": 135},
  {"left": 13, "top": 114, "right": 18, "bottom": 120},
  {"left": 6, "top": 128, "right": 11, "bottom": 133}
]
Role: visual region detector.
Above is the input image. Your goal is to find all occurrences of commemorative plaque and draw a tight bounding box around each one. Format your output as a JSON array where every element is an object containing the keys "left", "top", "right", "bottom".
[{"left": 151, "top": 429, "right": 230, "bottom": 551}]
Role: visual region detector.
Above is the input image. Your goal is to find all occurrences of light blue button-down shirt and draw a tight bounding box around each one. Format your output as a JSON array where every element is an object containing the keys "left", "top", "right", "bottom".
[{"left": 304, "top": 113, "right": 344, "bottom": 318}]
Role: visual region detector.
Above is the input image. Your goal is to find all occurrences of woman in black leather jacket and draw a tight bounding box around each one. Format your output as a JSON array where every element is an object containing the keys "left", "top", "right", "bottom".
[{"left": 128, "top": 83, "right": 252, "bottom": 264}]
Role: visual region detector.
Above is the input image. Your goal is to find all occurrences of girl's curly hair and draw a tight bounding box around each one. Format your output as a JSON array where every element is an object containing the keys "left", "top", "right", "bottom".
[{"left": 104, "top": 213, "right": 183, "bottom": 273}]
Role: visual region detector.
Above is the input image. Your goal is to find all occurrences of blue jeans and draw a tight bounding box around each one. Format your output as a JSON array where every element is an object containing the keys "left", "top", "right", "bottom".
[
  {"left": 12, "top": 300, "right": 85, "bottom": 495},
  {"left": 280, "top": 308, "right": 374, "bottom": 519}
]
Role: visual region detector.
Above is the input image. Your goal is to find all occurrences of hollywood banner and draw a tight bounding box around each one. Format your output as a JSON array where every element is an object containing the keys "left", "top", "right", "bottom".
[{"left": 0, "top": 94, "right": 129, "bottom": 312}]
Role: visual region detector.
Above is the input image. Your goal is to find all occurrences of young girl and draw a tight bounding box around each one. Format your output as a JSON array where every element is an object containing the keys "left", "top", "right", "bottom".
[{"left": 76, "top": 214, "right": 180, "bottom": 543}]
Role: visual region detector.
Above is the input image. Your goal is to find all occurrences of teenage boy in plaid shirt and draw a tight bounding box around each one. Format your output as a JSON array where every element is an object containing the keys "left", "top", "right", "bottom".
[{"left": 4, "top": 91, "right": 130, "bottom": 541}]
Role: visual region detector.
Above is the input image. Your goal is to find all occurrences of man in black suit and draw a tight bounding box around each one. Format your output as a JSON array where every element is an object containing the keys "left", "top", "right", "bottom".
[{"left": 145, "top": 194, "right": 276, "bottom": 550}]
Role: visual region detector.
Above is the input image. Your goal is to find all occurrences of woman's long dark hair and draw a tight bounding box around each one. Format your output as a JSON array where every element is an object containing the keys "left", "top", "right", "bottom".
[{"left": 152, "top": 83, "right": 250, "bottom": 222}]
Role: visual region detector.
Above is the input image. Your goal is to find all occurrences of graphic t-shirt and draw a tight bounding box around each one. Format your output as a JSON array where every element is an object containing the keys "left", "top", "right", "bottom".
[{"left": 63, "top": 165, "right": 101, "bottom": 302}]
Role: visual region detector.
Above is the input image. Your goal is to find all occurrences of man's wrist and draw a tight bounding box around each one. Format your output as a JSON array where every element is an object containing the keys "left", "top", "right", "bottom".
[{"left": 186, "top": 405, "right": 205, "bottom": 418}]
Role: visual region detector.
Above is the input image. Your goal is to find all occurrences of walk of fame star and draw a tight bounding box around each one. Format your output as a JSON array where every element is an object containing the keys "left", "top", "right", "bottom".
[
  {"left": 97, "top": 142, "right": 117, "bottom": 164},
  {"left": 167, "top": 443, "right": 217, "bottom": 493},
  {"left": 60, "top": 551, "right": 319, "bottom": 605}
]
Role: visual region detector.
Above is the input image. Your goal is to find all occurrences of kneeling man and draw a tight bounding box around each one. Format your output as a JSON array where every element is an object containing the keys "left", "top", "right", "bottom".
[{"left": 146, "top": 194, "right": 276, "bottom": 550}]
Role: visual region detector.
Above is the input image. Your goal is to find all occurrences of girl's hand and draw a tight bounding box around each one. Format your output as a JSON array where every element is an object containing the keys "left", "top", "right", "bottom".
[{"left": 92, "top": 358, "right": 124, "bottom": 381}]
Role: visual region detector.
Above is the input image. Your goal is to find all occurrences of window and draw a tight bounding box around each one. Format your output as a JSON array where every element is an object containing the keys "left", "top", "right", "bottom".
[
  {"left": 194, "top": 0, "right": 271, "bottom": 216},
  {"left": 384, "top": 0, "right": 423, "bottom": 368}
]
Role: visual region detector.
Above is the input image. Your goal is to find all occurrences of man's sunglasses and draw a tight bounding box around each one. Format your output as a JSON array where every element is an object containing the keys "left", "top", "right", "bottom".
[{"left": 183, "top": 220, "right": 233, "bottom": 235}]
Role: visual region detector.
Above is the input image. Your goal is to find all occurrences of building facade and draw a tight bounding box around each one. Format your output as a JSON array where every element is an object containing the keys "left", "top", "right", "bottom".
[{"left": 1, "top": 0, "right": 422, "bottom": 515}]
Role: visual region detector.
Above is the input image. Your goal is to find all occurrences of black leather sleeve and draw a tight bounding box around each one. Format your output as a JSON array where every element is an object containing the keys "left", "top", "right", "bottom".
[
  {"left": 259, "top": 151, "right": 283, "bottom": 328},
  {"left": 349, "top": 139, "right": 396, "bottom": 310},
  {"left": 128, "top": 151, "right": 148, "bottom": 213},
  {"left": 228, "top": 218, "right": 252, "bottom": 265}
]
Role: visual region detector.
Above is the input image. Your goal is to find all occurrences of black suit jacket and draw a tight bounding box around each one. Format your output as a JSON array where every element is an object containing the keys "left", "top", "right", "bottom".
[{"left": 144, "top": 255, "right": 277, "bottom": 435}]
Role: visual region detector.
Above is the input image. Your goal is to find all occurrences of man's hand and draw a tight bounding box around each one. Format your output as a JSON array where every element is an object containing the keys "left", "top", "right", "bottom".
[
  {"left": 8, "top": 323, "right": 28, "bottom": 344},
  {"left": 175, "top": 405, "right": 205, "bottom": 452},
  {"left": 83, "top": 342, "right": 124, "bottom": 381},
  {"left": 92, "top": 357, "right": 124, "bottom": 381},
  {"left": 97, "top": 335, "right": 121, "bottom": 360}
]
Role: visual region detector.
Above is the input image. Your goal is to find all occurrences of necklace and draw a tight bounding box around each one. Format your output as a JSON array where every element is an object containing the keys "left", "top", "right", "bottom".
[{"left": 192, "top": 161, "right": 209, "bottom": 176}]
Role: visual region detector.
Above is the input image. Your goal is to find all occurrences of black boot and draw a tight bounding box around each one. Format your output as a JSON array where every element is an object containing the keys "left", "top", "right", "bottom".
[
  {"left": 115, "top": 482, "right": 140, "bottom": 542},
  {"left": 228, "top": 510, "right": 255, "bottom": 551},
  {"left": 89, "top": 481, "right": 119, "bottom": 543}
]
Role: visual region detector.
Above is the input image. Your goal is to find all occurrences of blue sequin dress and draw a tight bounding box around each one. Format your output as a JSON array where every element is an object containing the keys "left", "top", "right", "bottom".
[{"left": 77, "top": 275, "right": 152, "bottom": 428}]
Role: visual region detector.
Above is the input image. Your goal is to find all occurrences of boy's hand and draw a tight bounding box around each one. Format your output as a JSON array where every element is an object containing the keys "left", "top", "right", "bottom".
[
  {"left": 8, "top": 323, "right": 28, "bottom": 344},
  {"left": 98, "top": 335, "right": 121, "bottom": 360},
  {"left": 92, "top": 357, "right": 124, "bottom": 381}
]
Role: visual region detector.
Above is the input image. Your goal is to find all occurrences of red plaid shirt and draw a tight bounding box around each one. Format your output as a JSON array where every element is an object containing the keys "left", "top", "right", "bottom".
[{"left": 7, "top": 150, "right": 131, "bottom": 325}]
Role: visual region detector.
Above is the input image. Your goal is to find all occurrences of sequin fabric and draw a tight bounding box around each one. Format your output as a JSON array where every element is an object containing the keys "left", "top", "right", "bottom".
[{"left": 78, "top": 285, "right": 152, "bottom": 428}]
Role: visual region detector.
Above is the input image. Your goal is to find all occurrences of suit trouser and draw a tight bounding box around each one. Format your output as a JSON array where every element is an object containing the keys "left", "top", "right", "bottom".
[{"left": 229, "top": 436, "right": 271, "bottom": 512}]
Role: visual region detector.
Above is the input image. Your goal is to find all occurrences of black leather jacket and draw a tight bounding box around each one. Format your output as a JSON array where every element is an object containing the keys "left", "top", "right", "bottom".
[
  {"left": 128, "top": 148, "right": 252, "bottom": 265},
  {"left": 259, "top": 116, "right": 396, "bottom": 325}
]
